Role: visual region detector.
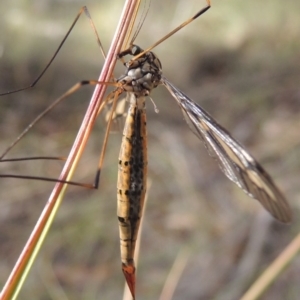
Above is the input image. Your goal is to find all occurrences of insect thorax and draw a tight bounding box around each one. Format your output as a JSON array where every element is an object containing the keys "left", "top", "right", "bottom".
[{"left": 117, "top": 45, "right": 162, "bottom": 97}]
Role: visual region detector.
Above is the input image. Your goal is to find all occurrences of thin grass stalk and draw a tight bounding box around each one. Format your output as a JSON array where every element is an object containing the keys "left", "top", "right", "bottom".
[
  {"left": 241, "top": 232, "right": 300, "bottom": 300},
  {"left": 0, "top": 1, "right": 140, "bottom": 299},
  {"left": 159, "top": 248, "right": 190, "bottom": 300}
]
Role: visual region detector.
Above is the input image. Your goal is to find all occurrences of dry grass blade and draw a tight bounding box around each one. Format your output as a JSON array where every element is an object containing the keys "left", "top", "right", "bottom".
[
  {"left": 0, "top": 1, "right": 140, "bottom": 299},
  {"left": 159, "top": 247, "right": 190, "bottom": 300},
  {"left": 241, "top": 232, "right": 300, "bottom": 300}
]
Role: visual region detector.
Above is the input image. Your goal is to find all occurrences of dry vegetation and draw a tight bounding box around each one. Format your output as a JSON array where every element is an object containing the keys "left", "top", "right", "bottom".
[{"left": 0, "top": 0, "right": 299, "bottom": 299}]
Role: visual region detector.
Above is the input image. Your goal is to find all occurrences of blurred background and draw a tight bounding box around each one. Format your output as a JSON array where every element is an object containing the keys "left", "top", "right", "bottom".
[{"left": 0, "top": 0, "right": 300, "bottom": 299}]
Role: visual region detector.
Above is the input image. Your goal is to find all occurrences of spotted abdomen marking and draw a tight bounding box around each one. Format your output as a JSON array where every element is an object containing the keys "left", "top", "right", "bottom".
[{"left": 117, "top": 95, "right": 147, "bottom": 266}]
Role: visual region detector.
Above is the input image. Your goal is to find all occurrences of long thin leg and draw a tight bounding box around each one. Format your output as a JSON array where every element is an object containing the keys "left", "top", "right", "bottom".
[
  {"left": 0, "top": 81, "right": 117, "bottom": 187},
  {"left": 0, "top": 4, "right": 122, "bottom": 188},
  {"left": 0, "top": 6, "right": 105, "bottom": 96},
  {"left": 0, "top": 5, "right": 115, "bottom": 158},
  {"left": 94, "top": 89, "right": 122, "bottom": 188},
  {"left": 0, "top": 80, "right": 115, "bottom": 159}
]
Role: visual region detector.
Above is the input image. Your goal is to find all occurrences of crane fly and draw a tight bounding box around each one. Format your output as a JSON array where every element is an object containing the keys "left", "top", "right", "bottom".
[
  {"left": 0, "top": 0, "right": 292, "bottom": 299},
  {"left": 115, "top": 42, "right": 292, "bottom": 297},
  {"left": 112, "top": 0, "right": 291, "bottom": 295}
]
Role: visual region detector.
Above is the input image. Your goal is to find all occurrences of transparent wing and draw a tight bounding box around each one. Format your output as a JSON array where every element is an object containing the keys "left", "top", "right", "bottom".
[{"left": 162, "top": 77, "right": 291, "bottom": 223}]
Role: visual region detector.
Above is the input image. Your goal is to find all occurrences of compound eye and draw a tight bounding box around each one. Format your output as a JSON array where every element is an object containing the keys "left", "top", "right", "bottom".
[{"left": 131, "top": 45, "right": 142, "bottom": 56}]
